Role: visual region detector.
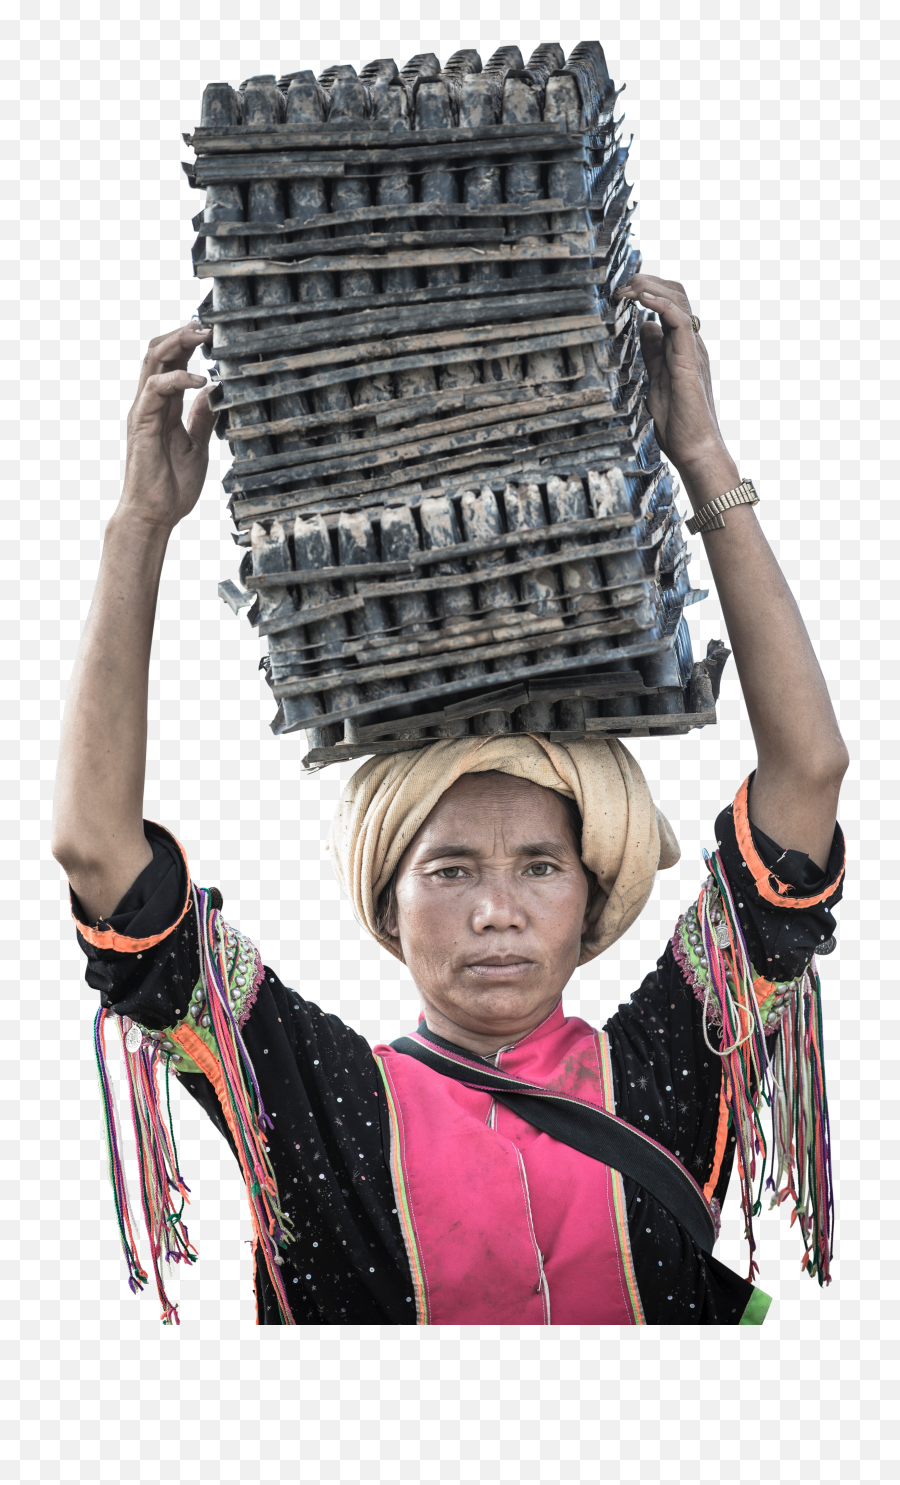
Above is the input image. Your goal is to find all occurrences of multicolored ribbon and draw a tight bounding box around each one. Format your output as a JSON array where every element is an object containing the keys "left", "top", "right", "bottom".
[
  {"left": 698, "top": 848, "right": 834, "bottom": 1285},
  {"left": 768, "top": 962, "right": 834, "bottom": 1284},
  {"left": 94, "top": 886, "right": 296, "bottom": 1324},
  {"left": 94, "top": 1008, "right": 196, "bottom": 1324},
  {"left": 192, "top": 886, "right": 296, "bottom": 1322}
]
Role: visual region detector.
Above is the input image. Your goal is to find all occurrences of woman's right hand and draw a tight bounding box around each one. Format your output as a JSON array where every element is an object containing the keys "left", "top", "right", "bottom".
[
  {"left": 52, "top": 323, "right": 218, "bottom": 919},
  {"left": 119, "top": 323, "right": 217, "bottom": 532}
]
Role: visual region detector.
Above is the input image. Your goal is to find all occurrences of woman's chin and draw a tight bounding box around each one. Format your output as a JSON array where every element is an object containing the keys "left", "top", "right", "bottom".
[{"left": 432, "top": 979, "right": 559, "bottom": 1037}]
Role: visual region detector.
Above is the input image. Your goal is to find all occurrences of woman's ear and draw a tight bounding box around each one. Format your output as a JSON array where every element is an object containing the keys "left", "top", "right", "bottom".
[
  {"left": 581, "top": 869, "right": 603, "bottom": 939},
  {"left": 383, "top": 902, "right": 405, "bottom": 965},
  {"left": 375, "top": 870, "right": 401, "bottom": 942}
]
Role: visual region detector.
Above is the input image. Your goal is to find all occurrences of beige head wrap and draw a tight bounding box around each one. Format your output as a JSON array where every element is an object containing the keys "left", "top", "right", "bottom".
[{"left": 328, "top": 735, "right": 679, "bottom": 965}]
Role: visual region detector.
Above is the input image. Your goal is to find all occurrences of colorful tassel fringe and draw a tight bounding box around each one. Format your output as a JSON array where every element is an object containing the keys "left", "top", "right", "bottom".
[
  {"left": 698, "top": 848, "right": 834, "bottom": 1285},
  {"left": 768, "top": 961, "right": 834, "bottom": 1284},
  {"left": 94, "top": 1007, "right": 196, "bottom": 1324},
  {"left": 94, "top": 886, "right": 296, "bottom": 1324},
  {"left": 192, "top": 887, "right": 296, "bottom": 1323}
]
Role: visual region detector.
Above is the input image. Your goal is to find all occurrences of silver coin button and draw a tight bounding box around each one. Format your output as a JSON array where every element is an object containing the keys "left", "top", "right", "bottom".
[{"left": 124, "top": 1024, "right": 144, "bottom": 1054}]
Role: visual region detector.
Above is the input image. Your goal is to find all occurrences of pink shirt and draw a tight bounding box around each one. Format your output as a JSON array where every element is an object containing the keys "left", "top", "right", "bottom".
[{"left": 374, "top": 1001, "right": 644, "bottom": 1325}]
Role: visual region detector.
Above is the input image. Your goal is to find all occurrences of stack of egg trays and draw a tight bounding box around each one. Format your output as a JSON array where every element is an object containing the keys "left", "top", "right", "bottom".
[
  {"left": 184, "top": 41, "right": 721, "bottom": 764},
  {"left": 232, "top": 447, "right": 724, "bottom": 768},
  {"left": 187, "top": 41, "right": 642, "bottom": 523}
]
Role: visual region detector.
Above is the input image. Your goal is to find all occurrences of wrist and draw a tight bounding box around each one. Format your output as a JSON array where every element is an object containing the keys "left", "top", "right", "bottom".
[
  {"left": 674, "top": 446, "right": 741, "bottom": 508},
  {"left": 106, "top": 504, "right": 176, "bottom": 548},
  {"left": 103, "top": 509, "right": 174, "bottom": 586}
]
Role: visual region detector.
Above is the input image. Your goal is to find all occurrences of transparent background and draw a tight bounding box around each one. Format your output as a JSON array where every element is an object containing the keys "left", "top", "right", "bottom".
[{"left": 4, "top": 0, "right": 897, "bottom": 1479}]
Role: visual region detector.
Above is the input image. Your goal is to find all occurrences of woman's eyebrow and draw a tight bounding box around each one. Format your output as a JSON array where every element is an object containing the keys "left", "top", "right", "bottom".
[
  {"left": 419, "top": 844, "right": 479, "bottom": 861},
  {"left": 419, "top": 840, "right": 571, "bottom": 862},
  {"left": 517, "top": 840, "right": 571, "bottom": 860}
]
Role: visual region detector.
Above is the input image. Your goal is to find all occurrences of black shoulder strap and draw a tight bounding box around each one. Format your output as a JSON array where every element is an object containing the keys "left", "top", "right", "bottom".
[{"left": 390, "top": 1029, "right": 716, "bottom": 1254}]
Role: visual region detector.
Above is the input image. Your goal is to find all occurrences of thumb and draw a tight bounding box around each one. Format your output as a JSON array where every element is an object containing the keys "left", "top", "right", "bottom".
[{"left": 185, "top": 386, "right": 218, "bottom": 452}]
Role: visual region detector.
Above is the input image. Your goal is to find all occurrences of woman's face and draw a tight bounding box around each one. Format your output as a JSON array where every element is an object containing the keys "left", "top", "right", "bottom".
[{"left": 386, "top": 772, "right": 592, "bottom": 1056}]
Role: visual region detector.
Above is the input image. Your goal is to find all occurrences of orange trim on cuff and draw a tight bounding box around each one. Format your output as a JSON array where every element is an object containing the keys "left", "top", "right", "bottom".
[
  {"left": 732, "top": 776, "right": 845, "bottom": 911},
  {"left": 71, "top": 823, "right": 193, "bottom": 953}
]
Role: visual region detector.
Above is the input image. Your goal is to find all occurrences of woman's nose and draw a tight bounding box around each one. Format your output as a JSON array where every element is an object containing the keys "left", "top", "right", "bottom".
[{"left": 470, "top": 882, "right": 528, "bottom": 932}]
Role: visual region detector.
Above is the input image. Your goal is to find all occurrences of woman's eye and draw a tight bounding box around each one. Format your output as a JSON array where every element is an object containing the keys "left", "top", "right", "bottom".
[
  {"left": 436, "top": 866, "right": 466, "bottom": 879},
  {"left": 526, "top": 862, "right": 555, "bottom": 877}
]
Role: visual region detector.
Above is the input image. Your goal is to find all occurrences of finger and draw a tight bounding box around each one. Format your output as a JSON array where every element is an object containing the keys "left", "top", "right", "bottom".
[
  {"left": 638, "top": 319, "right": 667, "bottom": 385},
  {"left": 185, "top": 385, "right": 217, "bottom": 453},
  {"left": 627, "top": 287, "right": 697, "bottom": 359},
  {"left": 617, "top": 273, "right": 688, "bottom": 298},
  {"left": 135, "top": 324, "right": 212, "bottom": 398},
  {"left": 130, "top": 369, "right": 208, "bottom": 430},
  {"left": 614, "top": 274, "right": 650, "bottom": 303},
  {"left": 616, "top": 275, "right": 692, "bottom": 315}
]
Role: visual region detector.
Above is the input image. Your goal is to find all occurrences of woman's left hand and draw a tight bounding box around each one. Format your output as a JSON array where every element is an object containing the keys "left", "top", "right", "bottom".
[
  {"left": 615, "top": 276, "right": 848, "bottom": 870},
  {"left": 614, "top": 274, "right": 731, "bottom": 481}
]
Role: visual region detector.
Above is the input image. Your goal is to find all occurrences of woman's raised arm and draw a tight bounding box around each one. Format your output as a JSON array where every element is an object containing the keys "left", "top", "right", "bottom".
[
  {"left": 617, "top": 275, "right": 849, "bottom": 870},
  {"left": 51, "top": 324, "right": 215, "bottom": 922}
]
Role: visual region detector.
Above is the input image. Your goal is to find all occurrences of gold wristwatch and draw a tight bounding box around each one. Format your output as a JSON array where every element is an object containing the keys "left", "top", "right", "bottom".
[{"left": 685, "top": 479, "right": 759, "bottom": 535}]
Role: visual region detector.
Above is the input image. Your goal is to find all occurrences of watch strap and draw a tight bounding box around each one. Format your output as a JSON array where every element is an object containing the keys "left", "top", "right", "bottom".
[{"left": 685, "top": 478, "right": 759, "bottom": 535}]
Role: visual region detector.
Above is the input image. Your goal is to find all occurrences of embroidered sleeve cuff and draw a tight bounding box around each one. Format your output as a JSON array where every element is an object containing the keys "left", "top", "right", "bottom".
[
  {"left": 71, "top": 822, "right": 193, "bottom": 955},
  {"left": 728, "top": 776, "right": 845, "bottom": 911}
]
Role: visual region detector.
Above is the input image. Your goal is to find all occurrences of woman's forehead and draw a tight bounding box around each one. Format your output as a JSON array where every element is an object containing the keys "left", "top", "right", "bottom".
[{"left": 412, "top": 773, "right": 573, "bottom": 844}]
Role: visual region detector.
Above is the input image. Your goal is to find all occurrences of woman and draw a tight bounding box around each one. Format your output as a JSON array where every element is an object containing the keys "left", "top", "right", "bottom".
[{"left": 52, "top": 276, "right": 848, "bottom": 1325}]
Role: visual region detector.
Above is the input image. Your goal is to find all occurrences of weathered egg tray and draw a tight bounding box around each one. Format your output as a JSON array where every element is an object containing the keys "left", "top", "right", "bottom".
[
  {"left": 218, "top": 452, "right": 729, "bottom": 766},
  {"left": 185, "top": 42, "right": 725, "bottom": 766}
]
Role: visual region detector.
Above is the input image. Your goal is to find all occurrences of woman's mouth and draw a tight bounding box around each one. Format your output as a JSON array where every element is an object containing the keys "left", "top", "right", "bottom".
[{"left": 464, "top": 957, "right": 535, "bottom": 978}]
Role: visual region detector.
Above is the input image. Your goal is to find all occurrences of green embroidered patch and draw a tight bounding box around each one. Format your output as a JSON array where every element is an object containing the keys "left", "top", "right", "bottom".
[
  {"left": 135, "top": 911, "right": 263, "bottom": 1075},
  {"left": 675, "top": 886, "right": 805, "bottom": 1033}
]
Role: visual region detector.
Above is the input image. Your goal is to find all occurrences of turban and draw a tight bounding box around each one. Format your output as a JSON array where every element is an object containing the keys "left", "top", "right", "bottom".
[{"left": 327, "top": 735, "right": 680, "bottom": 966}]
